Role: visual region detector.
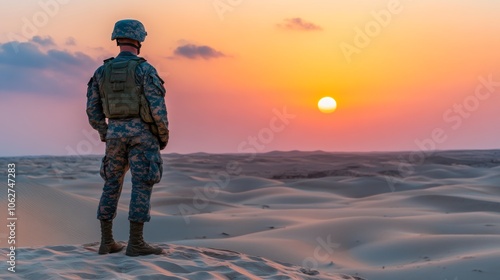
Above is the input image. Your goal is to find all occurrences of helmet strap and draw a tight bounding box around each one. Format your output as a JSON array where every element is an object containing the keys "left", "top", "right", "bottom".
[{"left": 117, "top": 41, "right": 142, "bottom": 55}]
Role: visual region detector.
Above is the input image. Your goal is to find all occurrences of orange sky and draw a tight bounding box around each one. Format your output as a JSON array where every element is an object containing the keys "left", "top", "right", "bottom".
[{"left": 1, "top": 0, "right": 499, "bottom": 156}]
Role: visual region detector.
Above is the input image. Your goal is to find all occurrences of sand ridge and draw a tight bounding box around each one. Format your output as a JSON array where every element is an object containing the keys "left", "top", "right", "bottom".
[{"left": 0, "top": 243, "right": 359, "bottom": 280}]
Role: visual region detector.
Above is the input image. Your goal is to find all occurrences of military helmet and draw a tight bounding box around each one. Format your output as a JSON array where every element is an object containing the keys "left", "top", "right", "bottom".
[{"left": 111, "top": 19, "right": 147, "bottom": 42}]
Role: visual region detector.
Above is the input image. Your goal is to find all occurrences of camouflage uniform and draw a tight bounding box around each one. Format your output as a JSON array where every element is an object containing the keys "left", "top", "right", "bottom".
[{"left": 86, "top": 51, "right": 168, "bottom": 223}]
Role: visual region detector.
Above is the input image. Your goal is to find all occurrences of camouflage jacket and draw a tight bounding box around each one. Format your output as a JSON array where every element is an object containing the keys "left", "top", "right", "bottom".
[{"left": 86, "top": 51, "right": 169, "bottom": 144}]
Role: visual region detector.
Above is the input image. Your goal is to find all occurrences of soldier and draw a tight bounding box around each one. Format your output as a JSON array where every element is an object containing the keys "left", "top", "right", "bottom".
[{"left": 86, "top": 19, "right": 169, "bottom": 256}]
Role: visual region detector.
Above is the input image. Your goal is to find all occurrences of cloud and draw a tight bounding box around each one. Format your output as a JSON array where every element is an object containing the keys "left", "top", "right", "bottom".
[
  {"left": 32, "top": 35, "right": 55, "bottom": 46},
  {"left": 0, "top": 39, "right": 97, "bottom": 97},
  {"left": 0, "top": 42, "right": 49, "bottom": 68},
  {"left": 277, "top": 18, "right": 322, "bottom": 31},
  {"left": 0, "top": 41, "right": 94, "bottom": 70},
  {"left": 172, "top": 44, "right": 226, "bottom": 60}
]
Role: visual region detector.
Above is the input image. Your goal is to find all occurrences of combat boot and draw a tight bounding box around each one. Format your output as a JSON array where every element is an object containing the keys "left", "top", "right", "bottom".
[
  {"left": 126, "top": 221, "right": 163, "bottom": 256},
  {"left": 98, "top": 220, "right": 124, "bottom": 254}
]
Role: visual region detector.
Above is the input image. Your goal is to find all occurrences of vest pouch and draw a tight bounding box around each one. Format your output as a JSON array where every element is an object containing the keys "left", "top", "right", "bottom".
[
  {"left": 139, "top": 93, "right": 160, "bottom": 136},
  {"left": 110, "top": 61, "right": 128, "bottom": 92},
  {"left": 100, "top": 58, "right": 143, "bottom": 119},
  {"left": 139, "top": 94, "right": 154, "bottom": 123}
]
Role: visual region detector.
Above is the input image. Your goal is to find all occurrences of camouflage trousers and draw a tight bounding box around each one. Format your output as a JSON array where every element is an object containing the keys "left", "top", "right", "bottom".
[{"left": 97, "top": 132, "right": 163, "bottom": 223}]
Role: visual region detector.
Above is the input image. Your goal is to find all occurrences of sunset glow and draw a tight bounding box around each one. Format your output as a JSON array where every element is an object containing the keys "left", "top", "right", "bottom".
[{"left": 0, "top": 0, "right": 499, "bottom": 156}]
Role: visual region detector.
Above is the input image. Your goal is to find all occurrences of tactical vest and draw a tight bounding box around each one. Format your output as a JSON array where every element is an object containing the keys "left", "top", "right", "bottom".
[{"left": 99, "top": 57, "right": 145, "bottom": 119}]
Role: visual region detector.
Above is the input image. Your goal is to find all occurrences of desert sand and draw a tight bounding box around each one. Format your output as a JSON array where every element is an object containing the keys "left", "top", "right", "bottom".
[{"left": 1, "top": 150, "right": 499, "bottom": 279}]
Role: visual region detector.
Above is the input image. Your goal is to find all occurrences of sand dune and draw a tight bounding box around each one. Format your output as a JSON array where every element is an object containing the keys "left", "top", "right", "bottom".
[
  {"left": 0, "top": 150, "right": 499, "bottom": 279},
  {"left": 0, "top": 244, "right": 359, "bottom": 280}
]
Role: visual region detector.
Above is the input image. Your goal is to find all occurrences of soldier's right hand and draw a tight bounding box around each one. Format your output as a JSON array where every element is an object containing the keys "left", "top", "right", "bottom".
[
  {"left": 160, "top": 141, "right": 167, "bottom": 150},
  {"left": 159, "top": 130, "right": 169, "bottom": 150}
]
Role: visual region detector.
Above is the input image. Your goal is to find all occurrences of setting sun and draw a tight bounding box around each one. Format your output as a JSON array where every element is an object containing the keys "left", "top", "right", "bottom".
[{"left": 318, "top": 97, "right": 337, "bottom": 113}]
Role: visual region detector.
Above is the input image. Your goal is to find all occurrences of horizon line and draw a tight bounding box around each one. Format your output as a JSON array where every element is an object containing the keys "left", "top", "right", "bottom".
[{"left": 1, "top": 148, "right": 499, "bottom": 159}]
